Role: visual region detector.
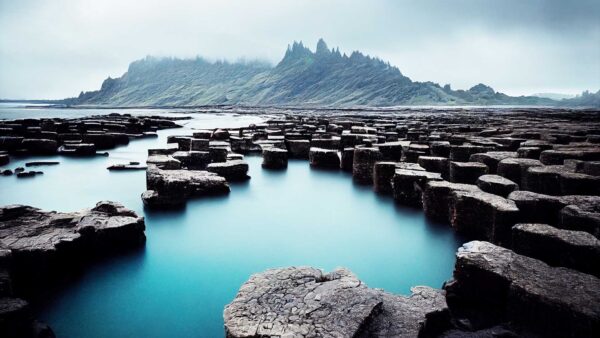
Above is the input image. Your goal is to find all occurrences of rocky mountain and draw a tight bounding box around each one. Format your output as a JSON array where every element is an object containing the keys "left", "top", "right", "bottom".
[{"left": 73, "top": 39, "right": 564, "bottom": 107}]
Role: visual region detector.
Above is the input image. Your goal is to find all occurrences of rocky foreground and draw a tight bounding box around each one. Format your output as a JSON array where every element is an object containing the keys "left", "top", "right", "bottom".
[
  {"left": 208, "top": 108, "right": 599, "bottom": 337},
  {"left": 0, "top": 201, "right": 145, "bottom": 338}
]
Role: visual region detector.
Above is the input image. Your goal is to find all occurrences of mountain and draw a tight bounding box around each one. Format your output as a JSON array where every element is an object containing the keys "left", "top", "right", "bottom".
[
  {"left": 558, "top": 90, "right": 600, "bottom": 107},
  {"left": 73, "top": 39, "right": 562, "bottom": 107},
  {"left": 532, "top": 92, "right": 575, "bottom": 100}
]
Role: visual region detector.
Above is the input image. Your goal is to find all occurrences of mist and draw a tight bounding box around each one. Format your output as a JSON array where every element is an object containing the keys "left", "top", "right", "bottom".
[{"left": 0, "top": 0, "right": 599, "bottom": 99}]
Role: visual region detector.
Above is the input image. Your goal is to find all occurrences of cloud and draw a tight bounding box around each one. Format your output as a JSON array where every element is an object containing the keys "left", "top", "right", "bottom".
[{"left": 0, "top": 0, "right": 599, "bottom": 99}]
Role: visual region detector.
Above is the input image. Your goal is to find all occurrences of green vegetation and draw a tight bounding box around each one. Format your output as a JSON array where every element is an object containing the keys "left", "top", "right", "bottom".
[{"left": 74, "top": 39, "right": 590, "bottom": 107}]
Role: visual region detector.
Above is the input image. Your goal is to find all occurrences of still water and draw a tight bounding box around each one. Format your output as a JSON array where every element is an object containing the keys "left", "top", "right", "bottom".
[{"left": 0, "top": 106, "right": 461, "bottom": 338}]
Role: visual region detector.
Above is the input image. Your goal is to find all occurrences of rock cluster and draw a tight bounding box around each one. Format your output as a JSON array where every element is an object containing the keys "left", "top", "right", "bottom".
[
  {"left": 0, "top": 201, "right": 145, "bottom": 338},
  {"left": 220, "top": 108, "right": 600, "bottom": 337}
]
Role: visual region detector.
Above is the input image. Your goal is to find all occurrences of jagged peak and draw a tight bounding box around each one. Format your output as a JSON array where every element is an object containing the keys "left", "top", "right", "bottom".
[{"left": 316, "top": 38, "right": 330, "bottom": 54}]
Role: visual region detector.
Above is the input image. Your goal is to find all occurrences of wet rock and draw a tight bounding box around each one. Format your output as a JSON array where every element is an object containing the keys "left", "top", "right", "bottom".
[
  {"left": 190, "top": 138, "right": 209, "bottom": 151},
  {"left": 146, "top": 155, "right": 181, "bottom": 170},
  {"left": 107, "top": 163, "right": 147, "bottom": 171},
  {"left": 476, "top": 174, "right": 519, "bottom": 197},
  {"left": 496, "top": 158, "right": 543, "bottom": 187},
  {"left": 0, "top": 154, "right": 8, "bottom": 166},
  {"left": 172, "top": 151, "right": 211, "bottom": 170},
  {"left": 512, "top": 223, "right": 600, "bottom": 277},
  {"left": 470, "top": 151, "right": 517, "bottom": 174},
  {"left": 16, "top": 171, "right": 42, "bottom": 178},
  {"left": 373, "top": 161, "right": 397, "bottom": 194},
  {"left": 392, "top": 169, "right": 442, "bottom": 207},
  {"left": 212, "top": 129, "right": 230, "bottom": 140},
  {"left": 82, "top": 133, "right": 117, "bottom": 150},
  {"left": 24, "top": 162, "right": 59, "bottom": 167},
  {"left": 209, "top": 147, "right": 229, "bottom": 163},
  {"left": 0, "top": 202, "right": 145, "bottom": 285},
  {"left": 340, "top": 148, "right": 354, "bottom": 171},
  {"left": 0, "top": 137, "right": 23, "bottom": 152},
  {"left": 309, "top": 148, "right": 340, "bottom": 169},
  {"left": 444, "top": 241, "right": 600, "bottom": 337},
  {"left": 21, "top": 139, "right": 57, "bottom": 155},
  {"left": 1, "top": 170, "right": 12, "bottom": 176},
  {"left": 57, "top": 143, "right": 96, "bottom": 156},
  {"left": 224, "top": 267, "right": 448, "bottom": 338},
  {"left": 207, "top": 160, "right": 250, "bottom": 181},
  {"left": 449, "top": 191, "right": 519, "bottom": 245},
  {"left": 449, "top": 161, "right": 489, "bottom": 184},
  {"left": 423, "top": 181, "right": 480, "bottom": 223},
  {"left": 262, "top": 148, "right": 288, "bottom": 169},
  {"left": 286, "top": 140, "right": 310, "bottom": 159},
  {"left": 144, "top": 165, "right": 229, "bottom": 208},
  {"left": 353, "top": 147, "right": 383, "bottom": 184}
]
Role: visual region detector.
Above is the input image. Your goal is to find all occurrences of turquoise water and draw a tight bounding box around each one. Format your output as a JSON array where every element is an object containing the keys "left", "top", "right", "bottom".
[{"left": 0, "top": 109, "right": 461, "bottom": 338}]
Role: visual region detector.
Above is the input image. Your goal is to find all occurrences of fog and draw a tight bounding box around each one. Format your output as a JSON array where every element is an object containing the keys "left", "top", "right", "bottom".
[{"left": 1, "top": 0, "right": 599, "bottom": 99}]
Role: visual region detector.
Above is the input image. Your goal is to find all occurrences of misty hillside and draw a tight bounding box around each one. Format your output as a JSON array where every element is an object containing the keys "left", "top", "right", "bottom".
[{"left": 75, "top": 39, "right": 559, "bottom": 107}]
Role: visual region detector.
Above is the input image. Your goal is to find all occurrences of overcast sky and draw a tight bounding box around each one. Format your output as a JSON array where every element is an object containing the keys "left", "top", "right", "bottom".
[{"left": 1, "top": 0, "right": 599, "bottom": 99}]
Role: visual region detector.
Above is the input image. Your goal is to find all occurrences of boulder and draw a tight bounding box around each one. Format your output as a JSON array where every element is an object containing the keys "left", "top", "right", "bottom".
[
  {"left": 392, "top": 169, "right": 442, "bottom": 207},
  {"left": 444, "top": 241, "right": 600, "bottom": 337},
  {"left": 207, "top": 160, "right": 250, "bottom": 181},
  {"left": 262, "top": 148, "right": 288, "bottom": 169},
  {"left": 352, "top": 147, "right": 383, "bottom": 184},
  {"left": 517, "top": 146, "right": 542, "bottom": 159},
  {"left": 476, "top": 175, "right": 518, "bottom": 197},
  {"left": 512, "top": 223, "right": 600, "bottom": 277},
  {"left": 449, "top": 145, "right": 489, "bottom": 162},
  {"left": 418, "top": 156, "right": 449, "bottom": 176},
  {"left": 559, "top": 195, "right": 600, "bottom": 238},
  {"left": 449, "top": 191, "right": 519, "bottom": 245},
  {"left": 375, "top": 142, "right": 404, "bottom": 161},
  {"left": 224, "top": 267, "right": 448, "bottom": 338},
  {"left": 209, "top": 147, "right": 229, "bottom": 163},
  {"left": 449, "top": 161, "right": 488, "bottom": 184},
  {"left": 309, "top": 148, "right": 340, "bottom": 169}
]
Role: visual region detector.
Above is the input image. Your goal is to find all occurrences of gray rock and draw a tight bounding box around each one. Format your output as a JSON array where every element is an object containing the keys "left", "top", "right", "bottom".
[
  {"left": 207, "top": 160, "right": 250, "bottom": 181},
  {"left": 445, "top": 241, "right": 600, "bottom": 337},
  {"left": 449, "top": 191, "right": 519, "bottom": 245},
  {"left": 423, "top": 181, "right": 480, "bottom": 223},
  {"left": 512, "top": 223, "right": 600, "bottom": 277},
  {"left": 449, "top": 161, "right": 489, "bottom": 184},
  {"left": 470, "top": 151, "right": 517, "bottom": 174},
  {"left": 224, "top": 267, "right": 448, "bottom": 338},
  {"left": 476, "top": 174, "right": 519, "bottom": 197},
  {"left": 262, "top": 148, "right": 288, "bottom": 169},
  {"left": 286, "top": 140, "right": 310, "bottom": 159},
  {"left": 392, "top": 169, "right": 442, "bottom": 207},
  {"left": 353, "top": 147, "right": 383, "bottom": 184},
  {"left": 373, "top": 161, "right": 397, "bottom": 194},
  {"left": 496, "top": 158, "right": 543, "bottom": 187},
  {"left": 309, "top": 148, "right": 340, "bottom": 169}
]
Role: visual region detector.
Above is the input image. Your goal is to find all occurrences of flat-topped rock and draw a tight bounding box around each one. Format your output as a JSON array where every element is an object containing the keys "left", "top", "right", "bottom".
[
  {"left": 449, "top": 161, "right": 489, "bottom": 184},
  {"left": 423, "top": 181, "right": 480, "bottom": 222},
  {"left": 309, "top": 147, "right": 340, "bottom": 169},
  {"left": 559, "top": 195, "right": 600, "bottom": 238},
  {"left": 373, "top": 161, "right": 397, "bottom": 194},
  {"left": 496, "top": 158, "right": 543, "bottom": 187},
  {"left": 524, "top": 165, "right": 600, "bottom": 196},
  {"left": 262, "top": 148, "right": 288, "bottom": 169},
  {"left": 146, "top": 154, "right": 181, "bottom": 169},
  {"left": 286, "top": 140, "right": 310, "bottom": 159},
  {"left": 445, "top": 241, "right": 600, "bottom": 337},
  {"left": 508, "top": 190, "right": 565, "bottom": 225},
  {"left": 0, "top": 201, "right": 145, "bottom": 283},
  {"left": 476, "top": 174, "right": 518, "bottom": 197},
  {"left": 207, "top": 160, "right": 250, "bottom": 181},
  {"left": 144, "top": 165, "right": 229, "bottom": 208},
  {"left": 224, "top": 267, "right": 448, "bottom": 338},
  {"left": 512, "top": 223, "right": 600, "bottom": 277},
  {"left": 449, "top": 191, "right": 519, "bottom": 245},
  {"left": 353, "top": 147, "right": 383, "bottom": 184},
  {"left": 470, "top": 151, "right": 517, "bottom": 174},
  {"left": 392, "top": 169, "right": 442, "bottom": 207}
]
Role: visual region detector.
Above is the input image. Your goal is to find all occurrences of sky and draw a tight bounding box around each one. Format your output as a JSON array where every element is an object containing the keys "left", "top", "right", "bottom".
[{"left": 0, "top": 0, "right": 599, "bottom": 99}]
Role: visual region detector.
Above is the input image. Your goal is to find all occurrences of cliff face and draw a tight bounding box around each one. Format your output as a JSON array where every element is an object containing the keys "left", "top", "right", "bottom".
[{"left": 74, "top": 39, "right": 556, "bottom": 107}]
